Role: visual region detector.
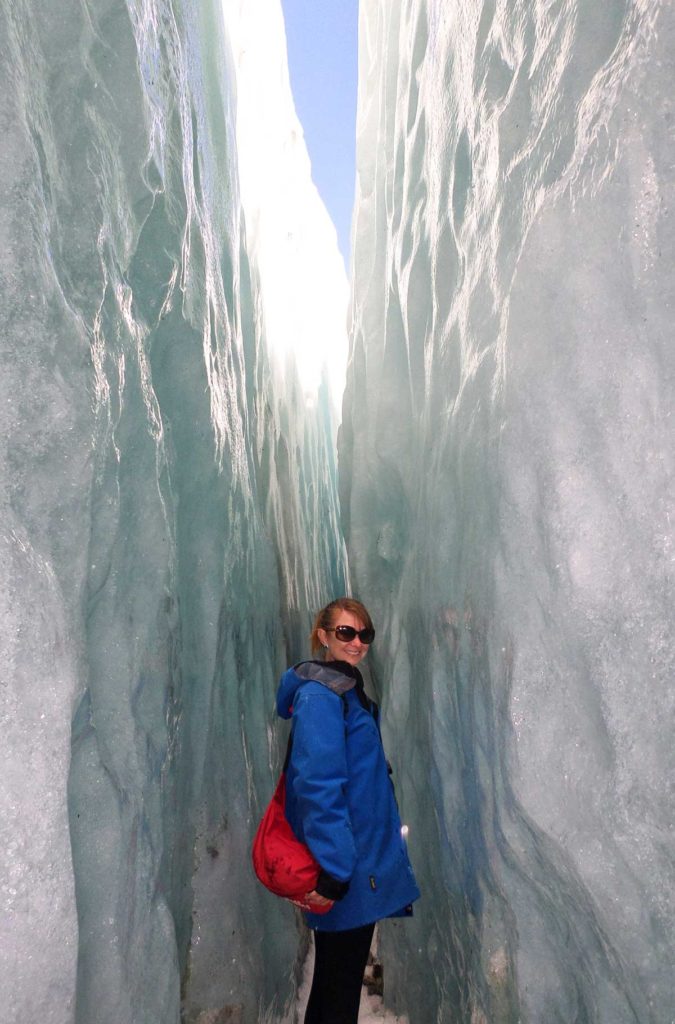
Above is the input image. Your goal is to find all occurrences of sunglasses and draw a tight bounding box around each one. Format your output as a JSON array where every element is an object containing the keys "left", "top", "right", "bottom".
[{"left": 326, "top": 625, "right": 375, "bottom": 645}]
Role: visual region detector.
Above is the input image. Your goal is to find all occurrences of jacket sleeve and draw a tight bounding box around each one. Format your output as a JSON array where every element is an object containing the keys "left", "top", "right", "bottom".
[{"left": 290, "top": 689, "right": 357, "bottom": 885}]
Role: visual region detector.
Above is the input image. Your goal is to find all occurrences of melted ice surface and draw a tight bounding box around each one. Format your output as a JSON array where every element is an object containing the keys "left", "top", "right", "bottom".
[
  {"left": 342, "top": 1, "right": 674, "bottom": 1021},
  {"left": 0, "top": 0, "right": 345, "bottom": 1021}
]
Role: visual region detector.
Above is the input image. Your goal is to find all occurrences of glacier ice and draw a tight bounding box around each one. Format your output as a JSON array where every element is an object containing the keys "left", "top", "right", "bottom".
[
  {"left": 1, "top": 0, "right": 346, "bottom": 1021},
  {"left": 1, "top": 0, "right": 674, "bottom": 1022},
  {"left": 341, "top": 1, "right": 674, "bottom": 1022}
]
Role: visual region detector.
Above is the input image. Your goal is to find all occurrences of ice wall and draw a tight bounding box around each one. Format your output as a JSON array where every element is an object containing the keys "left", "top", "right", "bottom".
[
  {"left": 0, "top": 0, "right": 347, "bottom": 1021},
  {"left": 342, "top": 1, "right": 674, "bottom": 1022}
]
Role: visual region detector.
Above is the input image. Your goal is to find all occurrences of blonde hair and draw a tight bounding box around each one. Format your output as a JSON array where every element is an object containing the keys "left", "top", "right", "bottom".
[{"left": 309, "top": 598, "right": 374, "bottom": 656}]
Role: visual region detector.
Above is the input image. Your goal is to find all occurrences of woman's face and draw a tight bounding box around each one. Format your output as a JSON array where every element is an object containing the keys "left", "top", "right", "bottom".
[{"left": 318, "top": 609, "right": 370, "bottom": 667}]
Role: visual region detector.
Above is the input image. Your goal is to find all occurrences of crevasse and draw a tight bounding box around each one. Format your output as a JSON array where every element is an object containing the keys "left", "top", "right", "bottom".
[{"left": 0, "top": 0, "right": 673, "bottom": 1023}]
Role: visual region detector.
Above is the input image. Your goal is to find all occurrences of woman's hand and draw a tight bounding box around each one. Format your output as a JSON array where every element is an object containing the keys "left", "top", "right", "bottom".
[{"left": 289, "top": 890, "right": 334, "bottom": 912}]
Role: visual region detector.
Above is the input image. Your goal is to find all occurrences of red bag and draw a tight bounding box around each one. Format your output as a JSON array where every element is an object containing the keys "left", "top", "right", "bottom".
[{"left": 251, "top": 772, "right": 332, "bottom": 914}]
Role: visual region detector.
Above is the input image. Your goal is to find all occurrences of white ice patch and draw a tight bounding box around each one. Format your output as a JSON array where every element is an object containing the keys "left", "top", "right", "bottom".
[{"left": 222, "top": 0, "right": 349, "bottom": 410}]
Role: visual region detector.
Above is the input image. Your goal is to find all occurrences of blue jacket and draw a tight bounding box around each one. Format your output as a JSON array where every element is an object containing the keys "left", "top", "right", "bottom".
[{"left": 276, "top": 660, "right": 420, "bottom": 931}]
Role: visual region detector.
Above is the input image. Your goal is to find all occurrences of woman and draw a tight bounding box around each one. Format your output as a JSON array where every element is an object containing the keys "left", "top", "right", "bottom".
[{"left": 276, "top": 597, "right": 420, "bottom": 1024}]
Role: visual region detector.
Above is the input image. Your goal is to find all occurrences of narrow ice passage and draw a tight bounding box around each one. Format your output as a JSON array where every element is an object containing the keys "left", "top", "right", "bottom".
[{"left": 0, "top": 1, "right": 673, "bottom": 1024}]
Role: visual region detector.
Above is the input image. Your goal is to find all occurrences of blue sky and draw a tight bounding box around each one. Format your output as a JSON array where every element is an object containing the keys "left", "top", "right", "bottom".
[{"left": 280, "top": 0, "right": 359, "bottom": 270}]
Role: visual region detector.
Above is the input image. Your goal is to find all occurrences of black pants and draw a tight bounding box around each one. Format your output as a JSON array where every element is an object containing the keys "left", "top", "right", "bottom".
[{"left": 304, "top": 922, "right": 376, "bottom": 1024}]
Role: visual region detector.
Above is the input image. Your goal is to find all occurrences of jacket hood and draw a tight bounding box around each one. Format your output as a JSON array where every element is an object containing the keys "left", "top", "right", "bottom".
[{"left": 276, "top": 660, "right": 359, "bottom": 719}]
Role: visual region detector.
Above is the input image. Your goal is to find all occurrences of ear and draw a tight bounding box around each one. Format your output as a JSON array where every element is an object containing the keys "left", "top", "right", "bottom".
[{"left": 317, "top": 627, "right": 329, "bottom": 648}]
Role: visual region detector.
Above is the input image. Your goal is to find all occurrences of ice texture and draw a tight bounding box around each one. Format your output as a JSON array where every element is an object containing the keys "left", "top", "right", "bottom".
[
  {"left": 341, "top": 2, "right": 674, "bottom": 1022},
  {"left": 0, "top": 0, "right": 346, "bottom": 1022},
  {"left": 3, "top": 0, "right": 674, "bottom": 1020}
]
